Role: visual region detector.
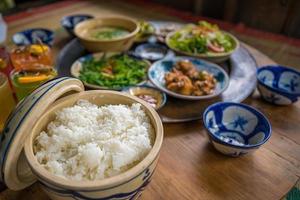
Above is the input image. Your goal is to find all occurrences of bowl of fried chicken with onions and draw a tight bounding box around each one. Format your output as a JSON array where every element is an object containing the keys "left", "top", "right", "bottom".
[{"left": 148, "top": 57, "right": 229, "bottom": 100}]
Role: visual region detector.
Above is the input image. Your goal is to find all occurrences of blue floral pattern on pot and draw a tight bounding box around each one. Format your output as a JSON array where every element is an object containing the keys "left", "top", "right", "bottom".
[
  {"left": 203, "top": 102, "right": 271, "bottom": 157},
  {"left": 12, "top": 28, "right": 54, "bottom": 46},
  {"left": 257, "top": 65, "right": 300, "bottom": 105},
  {"left": 38, "top": 164, "right": 157, "bottom": 200}
]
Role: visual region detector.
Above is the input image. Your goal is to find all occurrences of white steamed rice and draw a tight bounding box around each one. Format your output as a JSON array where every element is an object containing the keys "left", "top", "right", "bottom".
[{"left": 34, "top": 100, "right": 153, "bottom": 181}]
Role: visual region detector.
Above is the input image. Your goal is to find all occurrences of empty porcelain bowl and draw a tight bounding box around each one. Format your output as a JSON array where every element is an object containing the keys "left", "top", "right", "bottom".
[
  {"left": 61, "top": 14, "right": 94, "bottom": 36},
  {"left": 257, "top": 65, "right": 300, "bottom": 105},
  {"left": 203, "top": 102, "right": 271, "bottom": 157},
  {"left": 12, "top": 28, "right": 54, "bottom": 46}
]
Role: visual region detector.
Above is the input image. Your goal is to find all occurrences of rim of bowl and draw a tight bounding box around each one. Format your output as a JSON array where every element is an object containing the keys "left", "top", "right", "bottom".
[
  {"left": 166, "top": 30, "right": 240, "bottom": 58},
  {"left": 203, "top": 102, "right": 272, "bottom": 149},
  {"left": 257, "top": 65, "right": 300, "bottom": 96},
  {"left": 148, "top": 56, "right": 230, "bottom": 100},
  {"left": 121, "top": 85, "right": 167, "bottom": 110},
  {"left": 74, "top": 17, "right": 140, "bottom": 43},
  {"left": 24, "top": 90, "right": 163, "bottom": 191}
]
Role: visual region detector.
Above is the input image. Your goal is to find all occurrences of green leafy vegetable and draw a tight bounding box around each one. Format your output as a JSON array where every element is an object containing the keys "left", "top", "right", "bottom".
[
  {"left": 167, "top": 21, "right": 235, "bottom": 55},
  {"left": 79, "top": 54, "right": 148, "bottom": 89}
]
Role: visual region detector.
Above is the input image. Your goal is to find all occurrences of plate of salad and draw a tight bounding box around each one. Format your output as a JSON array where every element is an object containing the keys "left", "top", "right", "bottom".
[
  {"left": 70, "top": 52, "right": 150, "bottom": 90},
  {"left": 166, "top": 21, "right": 239, "bottom": 62}
]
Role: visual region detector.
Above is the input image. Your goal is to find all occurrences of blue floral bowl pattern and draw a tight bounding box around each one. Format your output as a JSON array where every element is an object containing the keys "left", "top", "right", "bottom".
[
  {"left": 148, "top": 56, "right": 229, "bottom": 100},
  {"left": 12, "top": 28, "right": 54, "bottom": 46},
  {"left": 257, "top": 65, "right": 300, "bottom": 105},
  {"left": 203, "top": 102, "right": 272, "bottom": 157},
  {"left": 61, "top": 14, "right": 94, "bottom": 36}
]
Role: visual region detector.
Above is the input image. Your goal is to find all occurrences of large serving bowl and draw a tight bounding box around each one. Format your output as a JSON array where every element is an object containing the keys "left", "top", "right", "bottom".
[
  {"left": 12, "top": 28, "right": 54, "bottom": 46},
  {"left": 61, "top": 14, "right": 94, "bottom": 36},
  {"left": 203, "top": 102, "right": 271, "bottom": 157},
  {"left": 257, "top": 65, "right": 300, "bottom": 105},
  {"left": 166, "top": 30, "right": 239, "bottom": 63},
  {"left": 74, "top": 17, "right": 139, "bottom": 52},
  {"left": 148, "top": 56, "right": 229, "bottom": 100},
  {"left": 24, "top": 90, "right": 163, "bottom": 200}
]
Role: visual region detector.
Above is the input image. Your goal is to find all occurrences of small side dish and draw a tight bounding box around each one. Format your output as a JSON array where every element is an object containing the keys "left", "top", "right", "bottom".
[
  {"left": 71, "top": 53, "right": 149, "bottom": 90},
  {"left": 166, "top": 21, "right": 239, "bottom": 62},
  {"left": 122, "top": 86, "right": 167, "bottom": 110},
  {"left": 165, "top": 60, "right": 217, "bottom": 96},
  {"left": 34, "top": 100, "right": 153, "bottom": 181},
  {"left": 135, "top": 21, "right": 155, "bottom": 42}
]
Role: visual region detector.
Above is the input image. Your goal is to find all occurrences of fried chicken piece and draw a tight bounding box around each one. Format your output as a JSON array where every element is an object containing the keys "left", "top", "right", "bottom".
[
  {"left": 166, "top": 74, "right": 193, "bottom": 95},
  {"left": 176, "top": 60, "right": 199, "bottom": 79}
]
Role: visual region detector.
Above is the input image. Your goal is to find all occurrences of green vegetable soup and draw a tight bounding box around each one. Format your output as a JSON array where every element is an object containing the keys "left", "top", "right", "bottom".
[{"left": 90, "top": 26, "right": 130, "bottom": 40}]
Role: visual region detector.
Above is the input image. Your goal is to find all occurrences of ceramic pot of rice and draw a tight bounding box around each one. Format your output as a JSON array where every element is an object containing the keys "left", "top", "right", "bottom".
[{"left": 0, "top": 78, "right": 163, "bottom": 199}]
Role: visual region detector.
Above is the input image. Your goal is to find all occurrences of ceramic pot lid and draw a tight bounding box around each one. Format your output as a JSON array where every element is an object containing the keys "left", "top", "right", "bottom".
[{"left": 0, "top": 77, "right": 84, "bottom": 190}]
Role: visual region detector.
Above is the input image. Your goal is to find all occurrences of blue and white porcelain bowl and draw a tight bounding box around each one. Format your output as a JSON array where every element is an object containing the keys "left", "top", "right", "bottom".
[
  {"left": 148, "top": 56, "right": 229, "bottom": 100},
  {"left": 12, "top": 28, "right": 54, "bottom": 46},
  {"left": 203, "top": 102, "right": 272, "bottom": 157},
  {"left": 257, "top": 65, "right": 300, "bottom": 105},
  {"left": 61, "top": 14, "right": 94, "bottom": 36}
]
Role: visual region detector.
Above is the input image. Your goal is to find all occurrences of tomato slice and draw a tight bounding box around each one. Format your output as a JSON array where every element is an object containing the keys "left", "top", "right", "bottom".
[{"left": 207, "top": 42, "right": 225, "bottom": 53}]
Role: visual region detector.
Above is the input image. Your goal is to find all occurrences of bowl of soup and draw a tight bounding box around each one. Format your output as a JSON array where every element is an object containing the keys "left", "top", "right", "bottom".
[{"left": 74, "top": 17, "right": 139, "bottom": 52}]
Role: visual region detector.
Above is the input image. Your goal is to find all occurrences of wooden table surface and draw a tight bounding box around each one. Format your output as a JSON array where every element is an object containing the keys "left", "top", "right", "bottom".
[{"left": 1, "top": 1, "right": 300, "bottom": 200}]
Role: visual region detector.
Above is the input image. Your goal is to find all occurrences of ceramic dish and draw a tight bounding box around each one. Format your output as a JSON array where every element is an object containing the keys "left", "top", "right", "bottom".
[
  {"left": 70, "top": 52, "right": 150, "bottom": 90},
  {"left": 23, "top": 90, "right": 163, "bottom": 200},
  {"left": 148, "top": 56, "right": 229, "bottom": 100},
  {"left": 134, "top": 43, "right": 175, "bottom": 61},
  {"left": 74, "top": 17, "right": 139, "bottom": 52},
  {"left": 166, "top": 30, "right": 239, "bottom": 63},
  {"left": 12, "top": 28, "right": 54, "bottom": 46},
  {"left": 61, "top": 14, "right": 94, "bottom": 36},
  {"left": 257, "top": 65, "right": 300, "bottom": 105},
  {"left": 122, "top": 85, "right": 167, "bottom": 110},
  {"left": 203, "top": 102, "right": 272, "bottom": 157}
]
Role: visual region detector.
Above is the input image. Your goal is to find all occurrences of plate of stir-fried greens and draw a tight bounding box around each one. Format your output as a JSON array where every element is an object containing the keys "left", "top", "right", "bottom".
[
  {"left": 70, "top": 52, "right": 150, "bottom": 90},
  {"left": 166, "top": 21, "right": 239, "bottom": 62}
]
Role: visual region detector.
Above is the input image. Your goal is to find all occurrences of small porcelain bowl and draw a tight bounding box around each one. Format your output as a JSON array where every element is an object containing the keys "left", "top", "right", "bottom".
[
  {"left": 257, "top": 65, "right": 300, "bottom": 105},
  {"left": 203, "top": 102, "right": 271, "bottom": 157},
  {"left": 134, "top": 43, "right": 175, "bottom": 61},
  {"left": 24, "top": 90, "right": 163, "bottom": 200},
  {"left": 122, "top": 85, "right": 167, "bottom": 110},
  {"left": 61, "top": 14, "right": 94, "bottom": 36},
  {"left": 74, "top": 17, "right": 139, "bottom": 52},
  {"left": 12, "top": 28, "right": 54, "bottom": 46}
]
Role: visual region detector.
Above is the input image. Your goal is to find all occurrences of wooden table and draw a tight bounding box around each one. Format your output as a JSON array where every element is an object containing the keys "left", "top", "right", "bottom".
[{"left": 1, "top": 1, "right": 300, "bottom": 200}]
